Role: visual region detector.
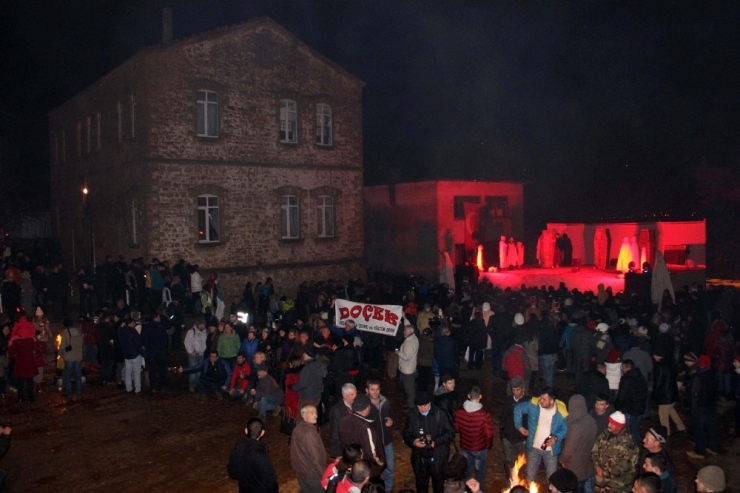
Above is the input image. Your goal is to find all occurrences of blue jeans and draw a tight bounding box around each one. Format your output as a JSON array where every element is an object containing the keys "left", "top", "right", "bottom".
[
  {"left": 526, "top": 448, "right": 558, "bottom": 484},
  {"left": 187, "top": 353, "right": 204, "bottom": 390},
  {"left": 463, "top": 449, "right": 488, "bottom": 489},
  {"left": 383, "top": 441, "right": 395, "bottom": 492},
  {"left": 539, "top": 354, "right": 558, "bottom": 388},
  {"left": 625, "top": 413, "right": 641, "bottom": 444},
  {"left": 578, "top": 476, "right": 595, "bottom": 493},
  {"left": 257, "top": 396, "right": 279, "bottom": 416},
  {"left": 63, "top": 360, "right": 82, "bottom": 396}
]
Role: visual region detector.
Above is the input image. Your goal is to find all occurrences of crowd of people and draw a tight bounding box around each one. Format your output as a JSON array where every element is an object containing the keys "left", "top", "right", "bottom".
[{"left": 1, "top": 243, "right": 739, "bottom": 493}]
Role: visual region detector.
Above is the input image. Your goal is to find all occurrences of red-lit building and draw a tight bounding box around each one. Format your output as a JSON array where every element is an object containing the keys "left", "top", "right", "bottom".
[{"left": 364, "top": 180, "right": 524, "bottom": 279}]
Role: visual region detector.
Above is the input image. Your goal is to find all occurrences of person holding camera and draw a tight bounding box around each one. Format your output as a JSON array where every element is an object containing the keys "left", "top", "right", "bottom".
[{"left": 403, "top": 391, "right": 455, "bottom": 493}]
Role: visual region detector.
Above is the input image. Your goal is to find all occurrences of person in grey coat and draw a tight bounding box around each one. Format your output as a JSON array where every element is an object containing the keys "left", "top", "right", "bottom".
[
  {"left": 559, "top": 394, "right": 598, "bottom": 493},
  {"left": 292, "top": 347, "right": 324, "bottom": 415}
]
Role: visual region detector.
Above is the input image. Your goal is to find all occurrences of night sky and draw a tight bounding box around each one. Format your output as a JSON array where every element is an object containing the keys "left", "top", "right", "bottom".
[{"left": 2, "top": 1, "right": 739, "bottom": 227}]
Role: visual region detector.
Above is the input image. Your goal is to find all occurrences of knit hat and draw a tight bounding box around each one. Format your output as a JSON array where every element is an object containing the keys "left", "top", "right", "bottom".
[
  {"left": 636, "top": 326, "right": 649, "bottom": 338},
  {"left": 697, "top": 465, "right": 726, "bottom": 492},
  {"left": 683, "top": 352, "right": 698, "bottom": 364},
  {"left": 608, "top": 411, "right": 626, "bottom": 429},
  {"left": 596, "top": 322, "right": 609, "bottom": 333},
  {"left": 549, "top": 468, "right": 578, "bottom": 493},
  {"left": 649, "top": 425, "right": 668, "bottom": 443},
  {"left": 698, "top": 355, "right": 712, "bottom": 369},
  {"left": 414, "top": 391, "right": 432, "bottom": 406},
  {"left": 320, "top": 311, "right": 329, "bottom": 320},
  {"left": 514, "top": 313, "right": 525, "bottom": 326},
  {"left": 658, "top": 323, "right": 670, "bottom": 333},
  {"left": 351, "top": 394, "right": 371, "bottom": 413},
  {"left": 605, "top": 348, "right": 621, "bottom": 364}
]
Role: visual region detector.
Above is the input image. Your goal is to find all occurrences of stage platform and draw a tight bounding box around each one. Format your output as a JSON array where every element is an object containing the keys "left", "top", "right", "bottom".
[{"left": 478, "top": 265, "right": 706, "bottom": 293}]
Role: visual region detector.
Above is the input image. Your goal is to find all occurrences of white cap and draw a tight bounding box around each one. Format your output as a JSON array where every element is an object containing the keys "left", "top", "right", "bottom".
[
  {"left": 514, "top": 313, "right": 525, "bottom": 325},
  {"left": 596, "top": 322, "right": 609, "bottom": 333}
]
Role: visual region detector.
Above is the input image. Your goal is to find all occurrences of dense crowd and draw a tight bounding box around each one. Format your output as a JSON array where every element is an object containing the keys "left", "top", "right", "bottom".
[{"left": 0, "top": 244, "right": 739, "bottom": 493}]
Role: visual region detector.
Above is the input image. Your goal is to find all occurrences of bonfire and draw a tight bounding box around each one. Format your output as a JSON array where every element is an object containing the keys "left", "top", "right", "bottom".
[{"left": 503, "top": 454, "right": 538, "bottom": 493}]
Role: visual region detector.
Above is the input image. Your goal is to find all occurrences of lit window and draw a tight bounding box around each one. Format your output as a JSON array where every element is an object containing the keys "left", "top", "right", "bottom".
[
  {"left": 317, "top": 195, "right": 335, "bottom": 238},
  {"left": 281, "top": 195, "right": 299, "bottom": 239},
  {"left": 132, "top": 199, "right": 139, "bottom": 245},
  {"left": 316, "top": 104, "right": 332, "bottom": 146},
  {"left": 197, "top": 195, "right": 220, "bottom": 242},
  {"left": 196, "top": 90, "right": 219, "bottom": 137},
  {"left": 280, "top": 99, "right": 297, "bottom": 143}
]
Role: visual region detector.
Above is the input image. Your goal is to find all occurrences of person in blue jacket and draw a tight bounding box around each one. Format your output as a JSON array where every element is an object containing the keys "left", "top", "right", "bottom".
[
  {"left": 514, "top": 387, "right": 568, "bottom": 484},
  {"left": 178, "top": 349, "right": 232, "bottom": 398}
]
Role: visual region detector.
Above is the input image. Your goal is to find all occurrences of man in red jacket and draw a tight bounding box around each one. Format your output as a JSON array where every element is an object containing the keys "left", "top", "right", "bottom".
[{"left": 455, "top": 385, "right": 494, "bottom": 489}]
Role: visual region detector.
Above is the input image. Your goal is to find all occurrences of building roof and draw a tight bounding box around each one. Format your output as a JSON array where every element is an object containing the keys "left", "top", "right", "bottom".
[
  {"left": 364, "top": 178, "right": 526, "bottom": 189},
  {"left": 50, "top": 16, "right": 364, "bottom": 116}
]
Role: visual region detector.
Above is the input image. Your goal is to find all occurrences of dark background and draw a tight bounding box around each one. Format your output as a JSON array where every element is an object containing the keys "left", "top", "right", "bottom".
[{"left": 2, "top": 1, "right": 739, "bottom": 275}]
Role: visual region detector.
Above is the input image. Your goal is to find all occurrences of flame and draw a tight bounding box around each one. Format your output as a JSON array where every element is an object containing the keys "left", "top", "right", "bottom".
[
  {"left": 476, "top": 245, "right": 484, "bottom": 271},
  {"left": 55, "top": 334, "right": 62, "bottom": 360},
  {"left": 503, "top": 454, "right": 539, "bottom": 493}
]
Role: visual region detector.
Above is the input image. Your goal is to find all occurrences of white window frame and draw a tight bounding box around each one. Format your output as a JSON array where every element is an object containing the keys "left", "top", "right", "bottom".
[
  {"left": 316, "top": 104, "right": 332, "bottom": 146},
  {"left": 317, "top": 195, "right": 335, "bottom": 238},
  {"left": 197, "top": 194, "right": 220, "bottom": 243},
  {"left": 281, "top": 195, "right": 300, "bottom": 239},
  {"left": 131, "top": 199, "right": 139, "bottom": 245},
  {"left": 117, "top": 100, "right": 123, "bottom": 142},
  {"left": 196, "top": 90, "right": 219, "bottom": 138},
  {"left": 280, "top": 99, "right": 297, "bottom": 143}
]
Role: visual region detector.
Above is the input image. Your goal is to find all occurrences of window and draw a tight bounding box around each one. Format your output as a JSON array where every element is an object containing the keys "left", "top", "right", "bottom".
[
  {"left": 96, "top": 112, "right": 101, "bottom": 150},
  {"left": 280, "top": 195, "right": 299, "bottom": 239},
  {"left": 197, "top": 90, "right": 219, "bottom": 137},
  {"left": 453, "top": 196, "right": 481, "bottom": 219},
  {"left": 316, "top": 104, "right": 332, "bottom": 146},
  {"left": 197, "top": 195, "right": 220, "bottom": 242},
  {"left": 485, "top": 196, "right": 509, "bottom": 217},
  {"left": 280, "top": 99, "right": 297, "bottom": 143},
  {"left": 130, "top": 94, "right": 136, "bottom": 138},
  {"left": 131, "top": 199, "right": 139, "bottom": 245},
  {"left": 117, "top": 100, "right": 123, "bottom": 142},
  {"left": 76, "top": 122, "right": 82, "bottom": 157},
  {"left": 86, "top": 116, "right": 91, "bottom": 154},
  {"left": 317, "top": 195, "right": 335, "bottom": 238}
]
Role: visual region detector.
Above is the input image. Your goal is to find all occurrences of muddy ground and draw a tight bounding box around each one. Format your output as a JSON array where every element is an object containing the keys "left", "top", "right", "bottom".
[{"left": 1, "top": 327, "right": 738, "bottom": 492}]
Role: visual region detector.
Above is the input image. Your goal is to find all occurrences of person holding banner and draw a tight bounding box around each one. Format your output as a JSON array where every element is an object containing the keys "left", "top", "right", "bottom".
[{"left": 397, "top": 325, "right": 419, "bottom": 409}]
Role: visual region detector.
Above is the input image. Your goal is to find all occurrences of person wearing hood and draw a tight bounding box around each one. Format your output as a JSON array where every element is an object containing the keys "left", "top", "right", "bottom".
[
  {"left": 7, "top": 313, "right": 40, "bottom": 402},
  {"left": 559, "top": 395, "right": 597, "bottom": 493},
  {"left": 59, "top": 317, "right": 85, "bottom": 398},
  {"left": 454, "top": 386, "right": 494, "bottom": 489}
]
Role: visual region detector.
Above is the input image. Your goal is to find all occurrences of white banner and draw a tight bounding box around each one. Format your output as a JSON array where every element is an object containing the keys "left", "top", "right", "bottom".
[{"left": 334, "top": 299, "right": 403, "bottom": 336}]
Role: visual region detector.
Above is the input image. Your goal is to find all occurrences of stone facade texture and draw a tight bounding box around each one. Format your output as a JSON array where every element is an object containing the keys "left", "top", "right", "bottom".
[{"left": 49, "top": 17, "right": 365, "bottom": 296}]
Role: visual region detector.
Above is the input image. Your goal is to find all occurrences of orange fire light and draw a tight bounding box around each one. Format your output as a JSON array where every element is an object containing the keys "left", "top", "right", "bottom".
[
  {"left": 503, "top": 454, "right": 538, "bottom": 493},
  {"left": 55, "top": 334, "right": 62, "bottom": 360}
]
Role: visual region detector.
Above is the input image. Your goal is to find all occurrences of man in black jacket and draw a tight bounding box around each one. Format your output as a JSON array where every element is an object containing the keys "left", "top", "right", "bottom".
[
  {"left": 403, "top": 391, "right": 455, "bottom": 493},
  {"left": 227, "top": 418, "right": 278, "bottom": 493},
  {"left": 500, "top": 376, "right": 528, "bottom": 483},
  {"left": 577, "top": 362, "right": 610, "bottom": 411},
  {"left": 615, "top": 359, "right": 648, "bottom": 443}
]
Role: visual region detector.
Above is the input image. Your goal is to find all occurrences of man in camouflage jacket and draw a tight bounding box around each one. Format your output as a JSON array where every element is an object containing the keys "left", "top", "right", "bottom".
[{"left": 591, "top": 411, "right": 639, "bottom": 493}]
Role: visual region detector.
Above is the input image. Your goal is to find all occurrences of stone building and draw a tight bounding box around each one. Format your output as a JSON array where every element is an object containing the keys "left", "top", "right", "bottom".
[
  {"left": 48, "top": 17, "right": 365, "bottom": 296},
  {"left": 364, "top": 180, "right": 524, "bottom": 279}
]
